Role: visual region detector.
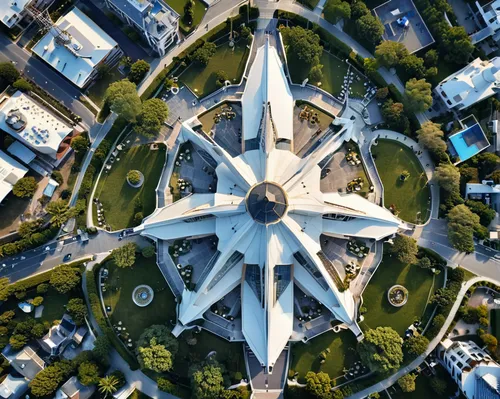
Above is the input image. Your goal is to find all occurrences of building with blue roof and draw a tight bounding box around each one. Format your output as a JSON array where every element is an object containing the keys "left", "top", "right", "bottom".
[
  {"left": 104, "top": 0, "right": 179, "bottom": 56},
  {"left": 448, "top": 116, "right": 490, "bottom": 164}
]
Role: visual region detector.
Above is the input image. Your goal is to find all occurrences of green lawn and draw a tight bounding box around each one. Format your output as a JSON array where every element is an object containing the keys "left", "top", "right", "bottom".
[
  {"left": 288, "top": 51, "right": 367, "bottom": 98},
  {"left": 290, "top": 330, "right": 358, "bottom": 382},
  {"left": 87, "top": 66, "right": 124, "bottom": 107},
  {"left": 94, "top": 144, "right": 166, "bottom": 230},
  {"left": 180, "top": 41, "right": 250, "bottom": 98},
  {"left": 372, "top": 139, "right": 431, "bottom": 224},
  {"left": 391, "top": 365, "right": 457, "bottom": 398},
  {"left": 361, "top": 251, "right": 437, "bottom": 336},
  {"left": 102, "top": 256, "right": 177, "bottom": 343},
  {"left": 166, "top": 0, "right": 206, "bottom": 33}
]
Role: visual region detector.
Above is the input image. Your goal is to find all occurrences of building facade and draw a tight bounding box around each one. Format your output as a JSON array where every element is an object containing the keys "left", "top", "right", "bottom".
[
  {"left": 437, "top": 339, "right": 500, "bottom": 399},
  {"left": 104, "top": 0, "right": 179, "bottom": 56}
]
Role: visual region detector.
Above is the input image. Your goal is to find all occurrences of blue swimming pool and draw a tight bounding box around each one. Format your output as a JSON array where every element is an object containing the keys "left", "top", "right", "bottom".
[{"left": 449, "top": 132, "right": 479, "bottom": 161}]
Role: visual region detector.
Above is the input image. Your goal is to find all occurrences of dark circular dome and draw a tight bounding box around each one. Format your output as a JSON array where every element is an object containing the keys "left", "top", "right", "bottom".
[{"left": 246, "top": 182, "right": 288, "bottom": 224}]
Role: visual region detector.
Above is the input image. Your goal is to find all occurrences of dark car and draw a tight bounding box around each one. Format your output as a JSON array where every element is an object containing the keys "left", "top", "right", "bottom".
[{"left": 63, "top": 254, "right": 72, "bottom": 262}]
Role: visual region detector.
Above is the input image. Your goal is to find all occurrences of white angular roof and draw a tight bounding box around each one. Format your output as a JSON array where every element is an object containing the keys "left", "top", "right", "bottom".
[
  {"left": 32, "top": 8, "right": 118, "bottom": 88},
  {"left": 136, "top": 39, "right": 405, "bottom": 370},
  {"left": 0, "top": 0, "right": 30, "bottom": 28},
  {"left": 0, "top": 150, "right": 28, "bottom": 204}
]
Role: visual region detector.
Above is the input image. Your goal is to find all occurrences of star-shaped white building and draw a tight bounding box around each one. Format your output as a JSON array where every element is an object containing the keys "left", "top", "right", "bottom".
[{"left": 135, "top": 39, "right": 405, "bottom": 372}]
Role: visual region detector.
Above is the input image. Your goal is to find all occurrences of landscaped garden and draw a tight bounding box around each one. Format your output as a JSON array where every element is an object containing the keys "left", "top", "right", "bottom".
[
  {"left": 361, "top": 249, "right": 443, "bottom": 336},
  {"left": 371, "top": 139, "right": 431, "bottom": 224},
  {"left": 180, "top": 40, "right": 251, "bottom": 97},
  {"left": 390, "top": 365, "right": 457, "bottom": 399},
  {"left": 87, "top": 66, "right": 124, "bottom": 107},
  {"left": 93, "top": 143, "right": 166, "bottom": 230},
  {"left": 166, "top": 0, "right": 206, "bottom": 34},
  {"left": 290, "top": 329, "right": 359, "bottom": 382},
  {"left": 101, "top": 256, "right": 177, "bottom": 343}
]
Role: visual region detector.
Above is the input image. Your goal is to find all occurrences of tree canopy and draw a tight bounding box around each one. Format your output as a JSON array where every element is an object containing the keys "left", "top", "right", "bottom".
[
  {"left": 324, "top": 0, "right": 351, "bottom": 24},
  {"left": 104, "top": 80, "right": 142, "bottom": 122},
  {"left": 134, "top": 98, "right": 169, "bottom": 138},
  {"left": 466, "top": 200, "right": 496, "bottom": 227},
  {"left": 128, "top": 60, "right": 151, "bottom": 84},
  {"left": 435, "top": 164, "right": 460, "bottom": 193},
  {"left": 356, "top": 14, "right": 384, "bottom": 45},
  {"left": 358, "top": 327, "right": 403, "bottom": 373},
  {"left": 112, "top": 242, "right": 137, "bottom": 268},
  {"left": 78, "top": 361, "right": 100, "bottom": 386},
  {"left": 67, "top": 298, "right": 88, "bottom": 325},
  {"left": 46, "top": 199, "right": 77, "bottom": 227},
  {"left": 391, "top": 234, "right": 418, "bottom": 265},
  {"left": 50, "top": 265, "right": 81, "bottom": 294},
  {"left": 381, "top": 100, "right": 409, "bottom": 134},
  {"left": 417, "top": 122, "right": 447, "bottom": 155},
  {"left": 137, "top": 337, "right": 174, "bottom": 372},
  {"left": 447, "top": 204, "right": 480, "bottom": 253},
  {"left": 193, "top": 42, "right": 217, "bottom": 66},
  {"left": 398, "top": 373, "right": 417, "bottom": 393},
  {"left": 403, "top": 335, "right": 429, "bottom": 359},
  {"left": 191, "top": 363, "right": 225, "bottom": 399},
  {"left": 13, "top": 177, "right": 38, "bottom": 198},
  {"left": 70, "top": 135, "right": 89, "bottom": 153},
  {"left": 374, "top": 41, "right": 408, "bottom": 67},
  {"left": 281, "top": 26, "right": 323, "bottom": 65},
  {"left": 305, "top": 371, "right": 332, "bottom": 399},
  {"left": 0, "top": 62, "right": 20, "bottom": 86},
  {"left": 29, "top": 360, "right": 74, "bottom": 397},
  {"left": 136, "top": 324, "right": 179, "bottom": 356},
  {"left": 405, "top": 78, "right": 432, "bottom": 112}
]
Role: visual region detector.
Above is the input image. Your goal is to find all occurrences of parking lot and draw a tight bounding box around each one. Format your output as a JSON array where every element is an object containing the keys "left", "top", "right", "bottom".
[{"left": 373, "top": 0, "right": 434, "bottom": 53}]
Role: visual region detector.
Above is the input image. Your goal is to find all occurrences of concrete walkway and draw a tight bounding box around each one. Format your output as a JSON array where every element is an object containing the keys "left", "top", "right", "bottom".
[
  {"left": 349, "top": 276, "right": 500, "bottom": 399},
  {"left": 82, "top": 257, "right": 178, "bottom": 399}
]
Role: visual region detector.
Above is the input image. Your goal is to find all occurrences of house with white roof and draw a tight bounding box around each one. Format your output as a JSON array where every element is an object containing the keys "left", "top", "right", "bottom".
[
  {"left": 38, "top": 314, "right": 77, "bottom": 356},
  {"left": 104, "top": 0, "right": 179, "bottom": 56},
  {"left": 32, "top": 7, "right": 123, "bottom": 88},
  {"left": 0, "top": 150, "right": 28, "bottom": 204},
  {"left": 0, "top": 90, "right": 76, "bottom": 163},
  {"left": 466, "top": 180, "right": 500, "bottom": 212},
  {"left": 0, "top": 0, "right": 49, "bottom": 29},
  {"left": 435, "top": 57, "right": 500, "bottom": 111},
  {"left": 471, "top": 0, "right": 500, "bottom": 45},
  {"left": 55, "top": 376, "right": 95, "bottom": 399},
  {"left": 437, "top": 339, "right": 500, "bottom": 399}
]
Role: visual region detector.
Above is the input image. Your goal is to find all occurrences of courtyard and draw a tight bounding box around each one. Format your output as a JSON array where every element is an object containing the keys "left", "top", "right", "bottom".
[
  {"left": 372, "top": 139, "right": 431, "bottom": 224},
  {"left": 180, "top": 40, "right": 251, "bottom": 98},
  {"left": 293, "top": 101, "right": 334, "bottom": 157},
  {"left": 93, "top": 143, "right": 166, "bottom": 230},
  {"left": 360, "top": 249, "right": 443, "bottom": 336}
]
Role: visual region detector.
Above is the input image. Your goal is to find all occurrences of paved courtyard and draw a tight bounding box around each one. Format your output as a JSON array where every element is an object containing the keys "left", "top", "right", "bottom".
[
  {"left": 174, "top": 142, "right": 217, "bottom": 194},
  {"left": 177, "top": 236, "right": 219, "bottom": 287},
  {"left": 293, "top": 105, "right": 334, "bottom": 157},
  {"left": 320, "top": 236, "right": 365, "bottom": 280},
  {"left": 373, "top": 0, "right": 434, "bottom": 53}
]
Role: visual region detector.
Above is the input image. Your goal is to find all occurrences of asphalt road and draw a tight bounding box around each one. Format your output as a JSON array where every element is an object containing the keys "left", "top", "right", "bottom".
[
  {"left": 0, "top": 34, "right": 95, "bottom": 128},
  {"left": 0, "top": 230, "right": 148, "bottom": 283}
]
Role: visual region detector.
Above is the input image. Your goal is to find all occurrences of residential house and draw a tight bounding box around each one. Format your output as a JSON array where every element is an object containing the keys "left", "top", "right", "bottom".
[
  {"left": 0, "top": 150, "right": 28, "bottom": 204},
  {"left": 55, "top": 376, "right": 95, "bottom": 399},
  {"left": 38, "top": 314, "right": 77, "bottom": 356}
]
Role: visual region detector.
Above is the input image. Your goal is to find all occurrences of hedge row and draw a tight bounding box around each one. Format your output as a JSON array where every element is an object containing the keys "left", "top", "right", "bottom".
[
  {"left": 0, "top": 226, "right": 59, "bottom": 259},
  {"left": 85, "top": 267, "right": 140, "bottom": 369}
]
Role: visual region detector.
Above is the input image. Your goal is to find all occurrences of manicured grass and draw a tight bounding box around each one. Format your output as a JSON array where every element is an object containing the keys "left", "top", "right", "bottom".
[
  {"left": 288, "top": 51, "right": 367, "bottom": 98},
  {"left": 166, "top": 0, "right": 206, "bottom": 33},
  {"left": 1, "top": 287, "right": 70, "bottom": 324},
  {"left": 391, "top": 365, "right": 457, "bottom": 398},
  {"left": 361, "top": 251, "right": 436, "bottom": 336},
  {"left": 102, "top": 256, "right": 177, "bottom": 343},
  {"left": 87, "top": 66, "right": 124, "bottom": 107},
  {"left": 290, "top": 330, "right": 358, "bottom": 382},
  {"left": 94, "top": 144, "right": 166, "bottom": 230},
  {"left": 180, "top": 41, "right": 250, "bottom": 98},
  {"left": 372, "top": 139, "right": 431, "bottom": 224},
  {"left": 174, "top": 330, "right": 246, "bottom": 378}
]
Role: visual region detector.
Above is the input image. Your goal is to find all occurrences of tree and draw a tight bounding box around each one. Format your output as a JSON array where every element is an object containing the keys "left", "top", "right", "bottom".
[
  {"left": 0, "top": 62, "right": 20, "bottom": 85},
  {"left": 309, "top": 64, "right": 324, "bottom": 83},
  {"left": 281, "top": 26, "right": 323, "bottom": 65},
  {"left": 78, "top": 361, "right": 100, "bottom": 386},
  {"left": 430, "top": 377, "right": 447, "bottom": 395},
  {"left": 50, "top": 265, "right": 81, "bottom": 294},
  {"left": 381, "top": 100, "right": 409, "bottom": 134},
  {"left": 375, "top": 41, "right": 408, "bottom": 67},
  {"left": 398, "top": 373, "right": 417, "bottom": 393},
  {"left": 324, "top": 0, "right": 351, "bottom": 24},
  {"left": 37, "top": 283, "right": 49, "bottom": 294},
  {"left": 191, "top": 363, "right": 224, "bottom": 399},
  {"left": 0, "top": 310, "right": 15, "bottom": 325},
  {"left": 46, "top": 199, "right": 77, "bottom": 227},
  {"left": 104, "top": 80, "right": 142, "bottom": 122},
  {"left": 142, "top": 246, "right": 155, "bottom": 258},
  {"left": 183, "top": 0, "right": 195, "bottom": 24},
  {"left": 305, "top": 371, "right": 332, "bottom": 399},
  {"left": 13, "top": 78, "right": 32, "bottom": 92},
  {"left": 193, "top": 42, "right": 217, "bottom": 66},
  {"left": 112, "top": 243, "right": 137, "bottom": 268},
  {"left": 491, "top": 169, "right": 500, "bottom": 184},
  {"left": 32, "top": 296, "right": 44, "bottom": 307},
  {"left": 399, "top": 54, "right": 426, "bottom": 79},
  {"left": 358, "top": 327, "right": 403, "bottom": 373},
  {"left": 351, "top": 0, "right": 370, "bottom": 19},
  {"left": 448, "top": 204, "right": 480, "bottom": 253},
  {"left": 70, "top": 135, "right": 89, "bottom": 153},
  {"left": 435, "top": 164, "right": 460, "bottom": 193},
  {"left": 9, "top": 334, "right": 28, "bottom": 350},
  {"left": 18, "top": 219, "right": 43, "bottom": 238},
  {"left": 128, "top": 60, "right": 150, "bottom": 84},
  {"left": 424, "top": 49, "right": 438, "bottom": 67},
  {"left": 137, "top": 337, "right": 173, "bottom": 372},
  {"left": 405, "top": 78, "right": 432, "bottom": 112},
  {"left": 376, "top": 87, "right": 389, "bottom": 100},
  {"left": 93, "top": 335, "right": 111, "bottom": 359},
  {"left": 417, "top": 257, "right": 432, "bottom": 269},
  {"left": 13, "top": 177, "right": 38, "bottom": 198},
  {"left": 466, "top": 200, "right": 496, "bottom": 227},
  {"left": 356, "top": 14, "right": 384, "bottom": 45},
  {"left": 134, "top": 98, "right": 169, "bottom": 138},
  {"left": 403, "top": 335, "right": 429, "bottom": 359},
  {"left": 67, "top": 298, "right": 88, "bottom": 325},
  {"left": 134, "top": 212, "right": 144, "bottom": 225},
  {"left": 29, "top": 360, "right": 74, "bottom": 397},
  {"left": 391, "top": 234, "right": 418, "bottom": 264},
  {"left": 480, "top": 333, "right": 498, "bottom": 351},
  {"left": 240, "top": 26, "right": 252, "bottom": 43},
  {"left": 475, "top": 152, "right": 500, "bottom": 177},
  {"left": 441, "top": 26, "right": 473, "bottom": 64},
  {"left": 158, "top": 377, "right": 177, "bottom": 394},
  {"left": 99, "top": 375, "right": 120, "bottom": 397},
  {"left": 127, "top": 170, "right": 141, "bottom": 185},
  {"left": 215, "top": 70, "right": 229, "bottom": 87},
  {"left": 136, "top": 325, "right": 178, "bottom": 355},
  {"left": 32, "top": 323, "right": 48, "bottom": 339},
  {"left": 417, "top": 122, "right": 447, "bottom": 155}
]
